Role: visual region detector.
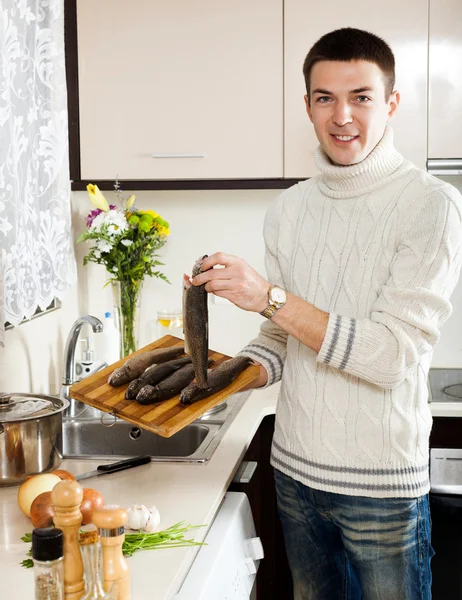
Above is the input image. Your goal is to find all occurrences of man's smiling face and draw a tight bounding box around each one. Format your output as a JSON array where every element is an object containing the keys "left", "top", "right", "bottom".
[{"left": 305, "top": 60, "right": 399, "bottom": 166}]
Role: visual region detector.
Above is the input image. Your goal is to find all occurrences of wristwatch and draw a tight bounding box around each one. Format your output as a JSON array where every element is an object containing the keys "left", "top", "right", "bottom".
[{"left": 260, "top": 285, "right": 287, "bottom": 319}]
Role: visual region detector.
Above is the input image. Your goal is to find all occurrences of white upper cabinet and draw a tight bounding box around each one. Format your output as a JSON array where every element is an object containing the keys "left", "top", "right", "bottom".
[
  {"left": 77, "top": 0, "right": 283, "bottom": 180},
  {"left": 428, "top": 0, "right": 462, "bottom": 160},
  {"left": 284, "top": 0, "right": 428, "bottom": 178}
]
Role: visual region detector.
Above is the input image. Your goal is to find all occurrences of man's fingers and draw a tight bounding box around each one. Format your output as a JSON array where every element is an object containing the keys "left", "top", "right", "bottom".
[
  {"left": 192, "top": 264, "right": 235, "bottom": 286},
  {"left": 205, "top": 280, "right": 231, "bottom": 293},
  {"left": 201, "top": 252, "right": 237, "bottom": 271}
]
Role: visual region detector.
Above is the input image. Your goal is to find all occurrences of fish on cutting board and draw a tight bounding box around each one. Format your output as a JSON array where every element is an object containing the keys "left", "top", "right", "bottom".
[
  {"left": 136, "top": 358, "right": 215, "bottom": 405},
  {"left": 183, "top": 255, "right": 209, "bottom": 389},
  {"left": 125, "top": 356, "right": 192, "bottom": 400},
  {"left": 180, "top": 355, "right": 253, "bottom": 405},
  {"left": 108, "top": 345, "right": 185, "bottom": 387}
]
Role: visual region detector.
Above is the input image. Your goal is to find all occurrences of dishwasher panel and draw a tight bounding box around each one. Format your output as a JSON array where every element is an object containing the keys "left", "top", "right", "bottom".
[{"left": 173, "top": 492, "right": 263, "bottom": 599}]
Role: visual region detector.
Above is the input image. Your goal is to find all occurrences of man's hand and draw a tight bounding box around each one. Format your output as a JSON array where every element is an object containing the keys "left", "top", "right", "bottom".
[{"left": 192, "top": 252, "right": 270, "bottom": 313}]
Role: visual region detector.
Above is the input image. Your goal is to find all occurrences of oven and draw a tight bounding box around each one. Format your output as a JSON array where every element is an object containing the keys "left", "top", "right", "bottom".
[{"left": 430, "top": 448, "right": 462, "bottom": 600}]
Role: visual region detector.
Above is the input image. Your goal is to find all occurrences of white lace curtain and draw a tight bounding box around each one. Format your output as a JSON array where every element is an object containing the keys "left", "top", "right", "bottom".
[{"left": 0, "top": 0, "right": 76, "bottom": 343}]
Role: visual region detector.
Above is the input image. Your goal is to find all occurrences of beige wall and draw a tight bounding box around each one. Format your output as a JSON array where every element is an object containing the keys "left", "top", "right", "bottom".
[{"left": 2, "top": 177, "right": 462, "bottom": 395}]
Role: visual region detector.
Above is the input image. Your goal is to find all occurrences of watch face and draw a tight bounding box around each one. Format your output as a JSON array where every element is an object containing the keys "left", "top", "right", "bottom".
[{"left": 271, "top": 287, "right": 286, "bottom": 303}]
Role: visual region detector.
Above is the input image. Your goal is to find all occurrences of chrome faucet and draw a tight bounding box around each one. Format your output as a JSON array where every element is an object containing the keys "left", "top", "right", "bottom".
[{"left": 61, "top": 315, "right": 106, "bottom": 418}]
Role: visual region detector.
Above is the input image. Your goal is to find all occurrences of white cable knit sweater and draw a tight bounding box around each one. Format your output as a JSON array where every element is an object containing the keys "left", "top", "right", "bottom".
[{"left": 240, "top": 126, "right": 462, "bottom": 498}]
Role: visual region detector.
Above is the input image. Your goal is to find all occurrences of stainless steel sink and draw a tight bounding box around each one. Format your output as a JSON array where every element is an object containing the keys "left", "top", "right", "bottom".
[{"left": 61, "top": 391, "right": 249, "bottom": 463}]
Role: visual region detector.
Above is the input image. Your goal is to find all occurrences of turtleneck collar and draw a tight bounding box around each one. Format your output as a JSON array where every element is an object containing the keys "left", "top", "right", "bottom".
[{"left": 314, "top": 125, "right": 405, "bottom": 199}]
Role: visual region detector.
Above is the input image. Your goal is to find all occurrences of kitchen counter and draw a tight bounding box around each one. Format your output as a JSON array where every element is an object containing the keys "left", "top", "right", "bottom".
[
  {"left": 0, "top": 384, "right": 279, "bottom": 600},
  {"left": 1, "top": 384, "right": 461, "bottom": 600}
]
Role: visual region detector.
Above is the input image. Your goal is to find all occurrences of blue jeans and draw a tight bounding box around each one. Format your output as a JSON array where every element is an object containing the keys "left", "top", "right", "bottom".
[{"left": 274, "top": 468, "right": 434, "bottom": 600}]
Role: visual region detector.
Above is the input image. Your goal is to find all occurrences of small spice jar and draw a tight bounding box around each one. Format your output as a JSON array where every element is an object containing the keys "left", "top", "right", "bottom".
[
  {"left": 32, "top": 528, "right": 64, "bottom": 600},
  {"left": 80, "top": 525, "right": 114, "bottom": 600}
]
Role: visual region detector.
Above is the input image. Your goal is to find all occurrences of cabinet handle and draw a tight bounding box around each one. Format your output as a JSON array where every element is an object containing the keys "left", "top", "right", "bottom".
[
  {"left": 427, "top": 159, "right": 462, "bottom": 175},
  {"left": 151, "top": 153, "right": 205, "bottom": 158},
  {"left": 232, "top": 460, "right": 258, "bottom": 484}
]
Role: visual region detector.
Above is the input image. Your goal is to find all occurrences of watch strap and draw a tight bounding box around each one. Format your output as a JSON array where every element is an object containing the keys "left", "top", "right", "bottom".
[{"left": 260, "top": 304, "right": 279, "bottom": 319}]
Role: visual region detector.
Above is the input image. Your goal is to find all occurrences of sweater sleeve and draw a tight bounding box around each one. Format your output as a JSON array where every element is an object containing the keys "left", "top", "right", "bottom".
[
  {"left": 317, "top": 188, "right": 462, "bottom": 389},
  {"left": 237, "top": 190, "right": 290, "bottom": 387}
]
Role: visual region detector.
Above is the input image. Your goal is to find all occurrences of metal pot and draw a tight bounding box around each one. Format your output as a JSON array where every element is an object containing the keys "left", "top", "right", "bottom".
[{"left": 0, "top": 393, "right": 69, "bottom": 487}]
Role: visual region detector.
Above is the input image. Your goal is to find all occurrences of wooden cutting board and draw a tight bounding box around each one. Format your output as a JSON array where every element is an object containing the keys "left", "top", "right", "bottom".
[{"left": 69, "top": 335, "right": 260, "bottom": 438}]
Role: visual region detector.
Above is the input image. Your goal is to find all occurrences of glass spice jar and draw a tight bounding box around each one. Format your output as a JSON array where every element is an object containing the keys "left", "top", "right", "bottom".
[
  {"left": 32, "top": 528, "right": 64, "bottom": 600},
  {"left": 80, "top": 525, "right": 115, "bottom": 600}
]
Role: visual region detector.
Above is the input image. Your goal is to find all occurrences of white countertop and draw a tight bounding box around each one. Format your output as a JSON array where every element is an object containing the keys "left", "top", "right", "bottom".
[
  {"left": 1, "top": 385, "right": 461, "bottom": 600},
  {"left": 0, "top": 384, "right": 279, "bottom": 600}
]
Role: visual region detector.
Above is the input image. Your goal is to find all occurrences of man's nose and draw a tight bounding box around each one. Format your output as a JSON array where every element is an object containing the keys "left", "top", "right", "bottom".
[{"left": 332, "top": 102, "right": 353, "bottom": 126}]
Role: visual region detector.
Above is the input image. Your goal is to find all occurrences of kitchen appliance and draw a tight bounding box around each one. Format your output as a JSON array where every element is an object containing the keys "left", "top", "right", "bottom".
[
  {"left": 430, "top": 448, "right": 462, "bottom": 599},
  {"left": 0, "top": 392, "right": 69, "bottom": 486},
  {"left": 427, "top": 368, "right": 462, "bottom": 402},
  {"left": 173, "top": 492, "right": 263, "bottom": 599}
]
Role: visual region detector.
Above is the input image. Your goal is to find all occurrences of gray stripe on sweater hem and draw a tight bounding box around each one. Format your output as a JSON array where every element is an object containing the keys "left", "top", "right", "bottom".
[
  {"left": 271, "top": 454, "right": 429, "bottom": 492},
  {"left": 241, "top": 349, "right": 276, "bottom": 384},
  {"left": 273, "top": 439, "right": 428, "bottom": 476},
  {"left": 324, "top": 314, "right": 342, "bottom": 365},
  {"left": 340, "top": 318, "right": 356, "bottom": 370},
  {"left": 247, "top": 344, "right": 284, "bottom": 372}
]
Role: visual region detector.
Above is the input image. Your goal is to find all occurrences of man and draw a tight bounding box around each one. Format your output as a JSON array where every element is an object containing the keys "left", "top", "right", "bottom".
[{"left": 192, "top": 28, "right": 462, "bottom": 599}]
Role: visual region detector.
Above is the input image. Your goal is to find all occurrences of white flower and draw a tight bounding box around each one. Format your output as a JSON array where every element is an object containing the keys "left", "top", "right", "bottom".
[
  {"left": 93, "top": 249, "right": 101, "bottom": 258},
  {"left": 96, "top": 240, "right": 112, "bottom": 253},
  {"left": 90, "top": 209, "right": 128, "bottom": 237},
  {"left": 121, "top": 239, "right": 133, "bottom": 247}
]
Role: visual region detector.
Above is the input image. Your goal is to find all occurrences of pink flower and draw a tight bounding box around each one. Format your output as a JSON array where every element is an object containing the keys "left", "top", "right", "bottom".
[{"left": 86, "top": 205, "right": 117, "bottom": 227}]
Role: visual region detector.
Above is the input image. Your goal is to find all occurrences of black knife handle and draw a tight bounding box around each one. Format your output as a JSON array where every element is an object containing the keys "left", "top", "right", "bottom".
[{"left": 97, "top": 455, "right": 151, "bottom": 474}]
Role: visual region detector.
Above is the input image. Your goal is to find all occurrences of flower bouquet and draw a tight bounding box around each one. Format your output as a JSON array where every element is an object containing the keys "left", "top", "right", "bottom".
[{"left": 77, "top": 182, "right": 170, "bottom": 357}]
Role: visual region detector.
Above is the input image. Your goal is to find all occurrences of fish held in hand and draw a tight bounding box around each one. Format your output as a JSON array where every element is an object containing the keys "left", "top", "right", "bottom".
[
  {"left": 180, "top": 356, "right": 253, "bottom": 405},
  {"left": 108, "top": 346, "right": 185, "bottom": 387},
  {"left": 125, "top": 356, "right": 192, "bottom": 400},
  {"left": 136, "top": 358, "right": 214, "bottom": 405},
  {"left": 183, "top": 255, "right": 209, "bottom": 389}
]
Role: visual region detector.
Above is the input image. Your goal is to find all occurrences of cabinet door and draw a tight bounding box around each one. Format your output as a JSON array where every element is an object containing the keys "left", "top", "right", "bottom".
[
  {"left": 428, "top": 0, "right": 462, "bottom": 159},
  {"left": 284, "top": 0, "right": 428, "bottom": 178},
  {"left": 77, "top": 0, "right": 283, "bottom": 180}
]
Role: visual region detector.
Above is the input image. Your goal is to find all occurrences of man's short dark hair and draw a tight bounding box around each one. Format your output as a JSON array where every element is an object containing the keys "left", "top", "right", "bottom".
[{"left": 303, "top": 28, "right": 396, "bottom": 102}]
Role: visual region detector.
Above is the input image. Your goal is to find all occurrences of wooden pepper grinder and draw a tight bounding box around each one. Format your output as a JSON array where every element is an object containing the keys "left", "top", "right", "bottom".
[
  {"left": 92, "top": 506, "right": 130, "bottom": 600},
  {"left": 51, "top": 480, "right": 85, "bottom": 600}
]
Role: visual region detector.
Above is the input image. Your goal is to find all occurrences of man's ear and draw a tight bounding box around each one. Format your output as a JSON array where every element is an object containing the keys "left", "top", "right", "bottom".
[
  {"left": 304, "top": 94, "right": 314, "bottom": 123},
  {"left": 387, "top": 90, "right": 400, "bottom": 120}
]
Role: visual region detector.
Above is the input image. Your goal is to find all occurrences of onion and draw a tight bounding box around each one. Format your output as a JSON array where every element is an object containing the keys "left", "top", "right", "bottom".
[
  {"left": 52, "top": 469, "right": 76, "bottom": 481},
  {"left": 80, "top": 488, "right": 104, "bottom": 525},
  {"left": 17, "top": 473, "right": 62, "bottom": 517},
  {"left": 30, "top": 491, "right": 55, "bottom": 528}
]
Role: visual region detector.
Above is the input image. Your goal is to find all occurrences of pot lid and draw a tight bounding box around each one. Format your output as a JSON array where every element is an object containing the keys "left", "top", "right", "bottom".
[{"left": 0, "top": 393, "right": 67, "bottom": 422}]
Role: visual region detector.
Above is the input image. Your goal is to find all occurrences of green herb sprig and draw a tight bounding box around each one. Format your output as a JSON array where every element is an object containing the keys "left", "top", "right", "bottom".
[{"left": 20, "top": 522, "right": 206, "bottom": 568}]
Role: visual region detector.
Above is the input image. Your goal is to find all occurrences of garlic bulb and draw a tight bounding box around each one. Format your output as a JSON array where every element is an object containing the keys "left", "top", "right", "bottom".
[
  {"left": 126, "top": 504, "right": 151, "bottom": 531},
  {"left": 144, "top": 504, "right": 161, "bottom": 533},
  {"left": 126, "top": 504, "right": 161, "bottom": 532}
]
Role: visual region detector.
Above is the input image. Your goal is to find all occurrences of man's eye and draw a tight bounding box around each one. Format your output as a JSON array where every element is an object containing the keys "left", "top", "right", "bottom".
[
  {"left": 356, "top": 96, "right": 371, "bottom": 102},
  {"left": 316, "top": 96, "right": 331, "bottom": 103}
]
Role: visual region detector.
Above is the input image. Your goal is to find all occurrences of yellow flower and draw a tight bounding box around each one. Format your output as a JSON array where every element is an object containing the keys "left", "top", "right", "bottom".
[
  {"left": 126, "top": 195, "right": 136, "bottom": 209},
  {"left": 140, "top": 209, "right": 159, "bottom": 219},
  {"left": 87, "top": 184, "right": 110, "bottom": 212},
  {"left": 157, "top": 225, "right": 170, "bottom": 236}
]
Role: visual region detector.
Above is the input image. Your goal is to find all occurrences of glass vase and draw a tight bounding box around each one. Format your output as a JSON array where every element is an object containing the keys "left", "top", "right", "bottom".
[{"left": 111, "top": 279, "right": 143, "bottom": 357}]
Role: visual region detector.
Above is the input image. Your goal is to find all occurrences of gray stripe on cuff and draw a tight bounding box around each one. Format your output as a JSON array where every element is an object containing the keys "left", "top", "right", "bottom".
[
  {"left": 324, "top": 314, "right": 342, "bottom": 365},
  {"left": 340, "top": 318, "right": 356, "bottom": 370},
  {"left": 246, "top": 343, "right": 284, "bottom": 373},
  {"left": 271, "top": 453, "right": 429, "bottom": 493}
]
